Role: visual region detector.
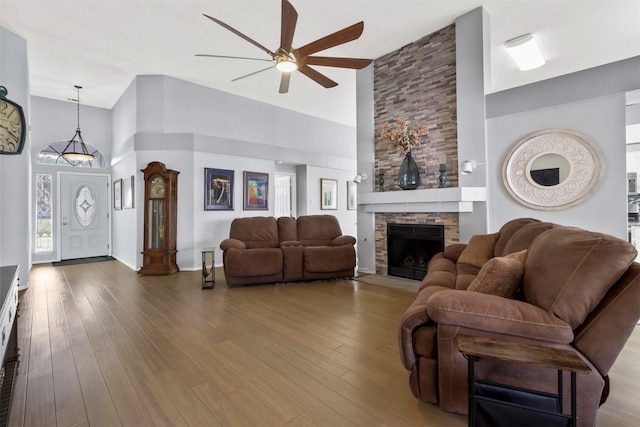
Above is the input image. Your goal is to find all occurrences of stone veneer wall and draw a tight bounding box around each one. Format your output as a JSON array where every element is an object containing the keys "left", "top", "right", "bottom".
[{"left": 373, "top": 24, "right": 459, "bottom": 275}]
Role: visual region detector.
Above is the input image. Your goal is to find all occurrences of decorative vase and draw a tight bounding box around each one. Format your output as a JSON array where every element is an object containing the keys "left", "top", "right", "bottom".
[{"left": 398, "top": 151, "right": 420, "bottom": 190}]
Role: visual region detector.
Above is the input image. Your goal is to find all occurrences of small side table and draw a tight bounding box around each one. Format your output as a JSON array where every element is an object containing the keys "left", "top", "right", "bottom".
[
  {"left": 201, "top": 247, "right": 215, "bottom": 289},
  {"left": 457, "top": 335, "right": 591, "bottom": 427}
]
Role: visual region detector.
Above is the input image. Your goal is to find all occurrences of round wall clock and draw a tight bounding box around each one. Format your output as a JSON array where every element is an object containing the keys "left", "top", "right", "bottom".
[{"left": 0, "top": 86, "right": 26, "bottom": 155}]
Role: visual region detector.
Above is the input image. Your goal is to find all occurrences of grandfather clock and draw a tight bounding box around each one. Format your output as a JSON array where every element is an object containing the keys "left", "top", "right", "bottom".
[{"left": 139, "top": 162, "right": 179, "bottom": 275}]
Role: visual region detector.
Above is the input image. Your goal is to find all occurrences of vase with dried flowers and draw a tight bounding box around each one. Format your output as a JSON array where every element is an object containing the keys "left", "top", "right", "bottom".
[{"left": 379, "top": 118, "right": 427, "bottom": 190}]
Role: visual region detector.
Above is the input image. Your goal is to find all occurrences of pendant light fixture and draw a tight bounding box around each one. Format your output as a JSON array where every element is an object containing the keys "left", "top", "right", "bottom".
[{"left": 61, "top": 85, "right": 94, "bottom": 162}]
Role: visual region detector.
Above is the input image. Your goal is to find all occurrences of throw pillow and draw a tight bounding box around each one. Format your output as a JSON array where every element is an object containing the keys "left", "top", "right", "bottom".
[
  {"left": 467, "top": 249, "right": 528, "bottom": 298},
  {"left": 457, "top": 232, "right": 500, "bottom": 268}
]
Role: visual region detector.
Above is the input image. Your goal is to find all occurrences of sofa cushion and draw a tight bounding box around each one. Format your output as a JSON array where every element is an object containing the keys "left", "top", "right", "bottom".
[
  {"left": 455, "top": 263, "right": 481, "bottom": 290},
  {"left": 229, "top": 216, "right": 279, "bottom": 248},
  {"left": 523, "top": 227, "right": 637, "bottom": 329},
  {"left": 224, "top": 248, "right": 283, "bottom": 277},
  {"left": 420, "top": 254, "right": 457, "bottom": 291},
  {"left": 501, "top": 221, "right": 555, "bottom": 255},
  {"left": 277, "top": 216, "right": 298, "bottom": 242},
  {"left": 297, "top": 215, "right": 343, "bottom": 246},
  {"left": 494, "top": 218, "right": 541, "bottom": 257},
  {"left": 467, "top": 249, "right": 527, "bottom": 298},
  {"left": 457, "top": 233, "right": 500, "bottom": 268},
  {"left": 304, "top": 245, "right": 355, "bottom": 272}
]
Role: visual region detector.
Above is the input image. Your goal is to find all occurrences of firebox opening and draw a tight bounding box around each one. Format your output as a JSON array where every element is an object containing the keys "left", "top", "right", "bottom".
[{"left": 387, "top": 224, "right": 444, "bottom": 280}]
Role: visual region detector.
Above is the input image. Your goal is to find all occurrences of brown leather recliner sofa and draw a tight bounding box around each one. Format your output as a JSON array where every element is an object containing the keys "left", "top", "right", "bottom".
[
  {"left": 398, "top": 218, "right": 640, "bottom": 427},
  {"left": 220, "top": 215, "right": 356, "bottom": 287}
]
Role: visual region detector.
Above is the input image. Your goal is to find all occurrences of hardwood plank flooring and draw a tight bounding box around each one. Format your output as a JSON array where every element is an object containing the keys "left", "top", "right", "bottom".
[{"left": 7, "top": 261, "right": 640, "bottom": 426}]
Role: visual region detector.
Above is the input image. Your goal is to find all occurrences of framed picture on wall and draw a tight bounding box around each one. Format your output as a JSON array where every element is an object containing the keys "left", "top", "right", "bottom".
[
  {"left": 347, "top": 181, "right": 357, "bottom": 210},
  {"left": 113, "top": 178, "right": 122, "bottom": 210},
  {"left": 205, "top": 168, "right": 234, "bottom": 210},
  {"left": 321, "top": 178, "right": 338, "bottom": 210},
  {"left": 243, "top": 171, "right": 268, "bottom": 210},
  {"left": 123, "top": 175, "right": 134, "bottom": 209}
]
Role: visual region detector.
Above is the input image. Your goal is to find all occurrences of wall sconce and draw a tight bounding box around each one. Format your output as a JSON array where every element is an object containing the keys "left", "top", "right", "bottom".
[
  {"left": 353, "top": 173, "right": 368, "bottom": 184},
  {"left": 461, "top": 160, "right": 486, "bottom": 175},
  {"left": 504, "top": 33, "right": 545, "bottom": 71}
]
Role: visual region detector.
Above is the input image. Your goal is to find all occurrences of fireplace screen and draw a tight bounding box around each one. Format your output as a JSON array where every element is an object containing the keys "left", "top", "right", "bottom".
[{"left": 387, "top": 224, "right": 444, "bottom": 280}]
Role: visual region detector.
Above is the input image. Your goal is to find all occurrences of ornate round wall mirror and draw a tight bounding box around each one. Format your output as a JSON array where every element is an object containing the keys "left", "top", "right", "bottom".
[{"left": 503, "top": 129, "right": 605, "bottom": 210}]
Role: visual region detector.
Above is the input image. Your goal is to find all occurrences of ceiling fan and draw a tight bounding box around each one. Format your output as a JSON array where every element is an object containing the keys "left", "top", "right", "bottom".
[{"left": 196, "top": 0, "right": 373, "bottom": 93}]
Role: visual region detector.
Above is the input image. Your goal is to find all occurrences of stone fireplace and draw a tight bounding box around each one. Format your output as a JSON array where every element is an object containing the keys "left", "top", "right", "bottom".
[
  {"left": 387, "top": 223, "right": 444, "bottom": 280},
  {"left": 374, "top": 212, "right": 460, "bottom": 277}
]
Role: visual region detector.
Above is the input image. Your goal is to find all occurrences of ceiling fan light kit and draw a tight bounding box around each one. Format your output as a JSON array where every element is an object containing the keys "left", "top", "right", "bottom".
[
  {"left": 275, "top": 53, "right": 298, "bottom": 72},
  {"left": 199, "top": 0, "right": 372, "bottom": 93}
]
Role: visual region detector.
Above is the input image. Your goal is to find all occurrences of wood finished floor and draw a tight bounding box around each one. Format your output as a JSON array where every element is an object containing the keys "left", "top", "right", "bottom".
[{"left": 8, "top": 261, "right": 640, "bottom": 426}]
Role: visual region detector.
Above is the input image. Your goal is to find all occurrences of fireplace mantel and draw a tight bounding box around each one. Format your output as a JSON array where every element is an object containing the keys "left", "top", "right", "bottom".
[{"left": 358, "top": 187, "right": 486, "bottom": 213}]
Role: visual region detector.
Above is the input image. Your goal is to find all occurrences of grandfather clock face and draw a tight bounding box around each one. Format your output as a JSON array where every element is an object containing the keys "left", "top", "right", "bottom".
[
  {"left": 150, "top": 176, "right": 165, "bottom": 198},
  {"left": 0, "top": 90, "right": 26, "bottom": 155}
]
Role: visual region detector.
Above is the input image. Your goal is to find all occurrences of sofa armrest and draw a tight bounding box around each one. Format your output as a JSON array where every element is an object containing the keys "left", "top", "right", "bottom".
[
  {"left": 442, "top": 243, "right": 467, "bottom": 262},
  {"left": 426, "top": 289, "right": 574, "bottom": 344},
  {"left": 331, "top": 235, "right": 356, "bottom": 246},
  {"left": 220, "top": 238, "right": 246, "bottom": 251},
  {"left": 399, "top": 285, "right": 451, "bottom": 370},
  {"left": 280, "top": 240, "right": 303, "bottom": 247}
]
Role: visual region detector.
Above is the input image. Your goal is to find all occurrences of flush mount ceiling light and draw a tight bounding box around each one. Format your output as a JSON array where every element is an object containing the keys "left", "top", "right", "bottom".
[
  {"left": 504, "top": 33, "right": 545, "bottom": 71},
  {"left": 60, "top": 85, "right": 94, "bottom": 162}
]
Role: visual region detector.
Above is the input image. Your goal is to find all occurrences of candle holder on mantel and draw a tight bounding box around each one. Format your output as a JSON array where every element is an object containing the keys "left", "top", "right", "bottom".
[
  {"left": 438, "top": 163, "right": 447, "bottom": 188},
  {"left": 379, "top": 168, "right": 385, "bottom": 192}
]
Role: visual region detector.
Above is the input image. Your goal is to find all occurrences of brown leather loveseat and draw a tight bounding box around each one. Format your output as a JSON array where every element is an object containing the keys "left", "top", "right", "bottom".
[
  {"left": 220, "top": 215, "right": 356, "bottom": 287},
  {"left": 398, "top": 218, "right": 640, "bottom": 426}
]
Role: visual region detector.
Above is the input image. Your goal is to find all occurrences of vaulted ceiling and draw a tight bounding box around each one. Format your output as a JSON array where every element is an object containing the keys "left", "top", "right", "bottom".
[{"left": 2, "top": 0, "right": 639, "bottom": 126}]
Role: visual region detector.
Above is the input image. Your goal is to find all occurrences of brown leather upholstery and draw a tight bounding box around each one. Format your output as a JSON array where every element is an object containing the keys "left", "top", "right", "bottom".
[
  {"left": 220, "top": 215, "right": 356, "bottom": 286},
  {"left": 398, "top": 218, "right": 640, "bottom": 427}
]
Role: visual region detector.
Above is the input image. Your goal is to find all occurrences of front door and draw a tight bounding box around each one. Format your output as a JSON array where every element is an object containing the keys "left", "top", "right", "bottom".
[{"left": 59, "top": 173, "right": 110, "bottom": 260}]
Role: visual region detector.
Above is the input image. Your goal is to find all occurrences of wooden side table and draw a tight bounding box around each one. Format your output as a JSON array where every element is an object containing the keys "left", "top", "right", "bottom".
[
  {"left": 457, "top": 335, "right": 592, "bottom": 427},
  {"left": 201, "top": 248, "right": 215, "bottom": 289}
]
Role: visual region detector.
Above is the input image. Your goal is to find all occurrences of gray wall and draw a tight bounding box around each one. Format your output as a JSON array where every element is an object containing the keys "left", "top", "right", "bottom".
[
  {"left": 455, "top": 8, "right": 490, "bottom": 240},
  {"left": 0, "top": 27, "right": 31, "bottom": 289},
  {"left": 486, "top": 57, "right": 640, "bottom": 238},
  {"left": 110, "top": 75, "right": 359, "bottom": 270}
]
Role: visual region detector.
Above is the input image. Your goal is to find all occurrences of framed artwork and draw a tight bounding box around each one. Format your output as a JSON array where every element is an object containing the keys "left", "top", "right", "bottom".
[
  {"left": 347, "top": 181, "right": 357, "bottom": 210},
  {"left": 205, "top": 168, "right": 234, "bottom": 210},
  {"left": 243, "top": 171, "right": 268, "bottom": 210},
  {"left": 123, "top": 175, "right": 134, "bottom": 209},
  {"left": 321, "top": 178, "right": 338, "bottom": 210},
  {"left": 113, "top": 178, "right": 122, "bottom": 210}
]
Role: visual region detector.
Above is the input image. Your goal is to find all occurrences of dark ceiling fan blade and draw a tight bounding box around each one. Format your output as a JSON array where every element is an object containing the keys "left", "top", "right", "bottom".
[
  {"left": 296, "top": 22, "right": 365, "bottom": 57},
  {"left": 196, "top": 54, "right": 273, "bottom": 62},
  {"left": 279, "top": 72, "right": 291, "bottom": 94},
  {"left": 203, "top": 13, "right": 275, "bottom": 57},
  {"left": 231, "top": 65, "right": 275, "bottom": 82},
  {"left": 297, "top": 65, "right": 338, "bottom": 88},
  {"left": 304, "top": 56, "right": 372, "bottom": 69},
  {"left": 280, "top": 0, "right": 298, "bottom": 53}
]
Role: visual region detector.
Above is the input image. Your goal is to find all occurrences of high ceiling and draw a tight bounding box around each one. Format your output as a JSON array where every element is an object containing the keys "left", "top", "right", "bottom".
[{"left": 2, "top": 0, "right": 639, "bottom": 126}]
